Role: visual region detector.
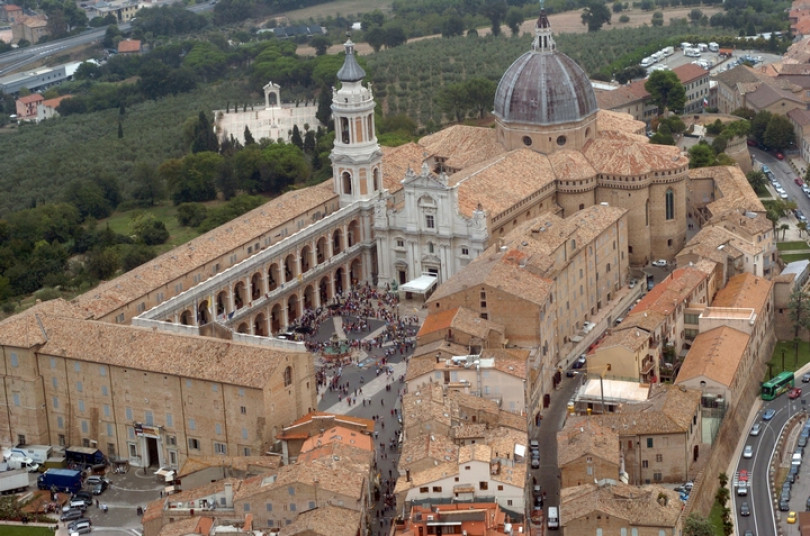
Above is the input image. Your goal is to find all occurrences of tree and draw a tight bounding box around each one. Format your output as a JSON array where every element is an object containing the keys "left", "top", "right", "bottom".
[
  {"left": 689, "top": 8, "right": 703, "bottom": 22},
  {"left": 750, "top": 110, "right": 772, "bottom": 146},
  {"left": 382, "top": 23, "right": 407, "bottom": 49},
  {"left": 581, "top": 0, "right": 612, "bottom": 32},
  {"left": 464, "top": 78, "right": 497, "bottom": 119},
  {"left": 780, "top": 222, "right": 790, "bottom": 241},
  {"left": 243, "top": 126, "right": 256, "bottom": 146},
  {"left": 505, "top": 8, "right": 523, "bottom": 36},
  {"left": 789, "top": 288, "right": 810, "bottom": 339},
  {"left": 437, "top": 82, "right": 469, "bottom": 123},
  {"left": 86, "top": 247, "right": 119, "bottom": 280},
  {"left": 645, "top": 70, "right": 686, "bottom": 114},
  {"left": 688, "top": 142, "right": 716, "bottom": 168},
  {"left": 482, "top": 0, "right": 507, "bottom": 37},
  {"left": 746, "top": 170, "right": 766, "bottom": 193},
  {"left": 764, "top": 114, "right": 795, "bottom": 151},
  {"left": 612, "top": 1, "right": 624, "bottom": 13},
  {"left": 441, "top": 15, "right": 465, "bottom": 38},
  {"left": 176, "top": 203, "right": 208, "bottom": 227},
  {"left": 310, "top": 35, "right": 331, "bottom": 56},
  {"left": 802, "top": 222, "right": 810, "bottom": 238},
  {"left": 651, "top": 11, "right": 664, "bottom": 26},
  {"left": 190, "top": 111, "right": 219, "bottom": 154},
  {"left": 131, "top": 162, "right": 165, "bottom": 206},
  {"left": 316, "top": 89, "right": 332, "bottom": 127},
  {"left": 291, "top": 125, "right": 304, "bottom": 149},
  {"left": 365, "top": 27, "right": 385, "bottom": 52},
  {"left": 130, "top": 213, "right": 169, "bottom": 245}
]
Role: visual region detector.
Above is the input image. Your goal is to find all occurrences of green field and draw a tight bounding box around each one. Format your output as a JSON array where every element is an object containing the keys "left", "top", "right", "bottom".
[
  {"left": 777, "top": 241, "right": 809, "bottom": 251},
  {"left": 1, "top": 527, "right": 54, "bottom": 536},
  {"left": 767, "top": 339, "right": 810, "bottom": 379},
  {"left": 285, "top": 0, "right": 393, "bottom": 21},
  {"left": 780, "top": 253, "right": 810, "bottom": 263}
]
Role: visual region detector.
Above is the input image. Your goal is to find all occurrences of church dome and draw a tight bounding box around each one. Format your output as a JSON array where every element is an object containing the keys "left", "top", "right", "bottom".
[{"left": 493, "top": 11, "right": 597, "bottom": 127}]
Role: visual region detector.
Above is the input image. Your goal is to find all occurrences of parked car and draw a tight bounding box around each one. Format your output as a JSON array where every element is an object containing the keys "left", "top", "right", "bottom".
[
  {"left": 763, "top": 408, "right": 776, "bottom": 420},
  {"left": 788, "top": 511, "right": 797, "bottom": 524},
  {"left": 796, "top": 177, "right": 805, "bottom": 186},
  {"left": 802, "top": 372, "right": 810, "bottom": 383},
  {"left": 796, "top": 210, "right": 808, "bottom": 223},
  {"left": 781, "top": 191, "right": 790, "bottom": 200},
  {"left": 790, "top": 387, "right": 803, "bottom": 399},
  {"left": 651, "top": 259, "right": 668, "bottom": 267},
  {"left": 573, "top": 354, "right": 586, "bottom": 369},
  {"left": 776, "top": 152, "right": 785, "bottom": 160},
  {"left": 743, "top": 445, "right": 753, "bottom": 458},
  {"left": 61, "top": 508, "right": 83, "bottom": 522}
]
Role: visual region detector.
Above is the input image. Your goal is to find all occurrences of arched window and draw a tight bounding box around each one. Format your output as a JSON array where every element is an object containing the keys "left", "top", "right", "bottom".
[
  {"left": 340, "top": 117, "right": 350, "bottom": 144},
  {"left": 373, "top": 168, "right": 379, "bottom": 192},
  {"left": 342, "top": 172, "right": 352, "bottom": 195},
  {"left": 665, "top": 189, "right": 674, "bottom": 220},
  {"left": 283, "top": 366, "right": 292, "bottom": 387}
]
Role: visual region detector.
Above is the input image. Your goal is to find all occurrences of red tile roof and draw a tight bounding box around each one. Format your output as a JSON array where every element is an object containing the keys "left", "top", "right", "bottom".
[
  {"left": 117, "top": 39, "right": 141, "bottom": 53},
  {"left": 672, "top": 63, "right": 708, "bottom": 84},
  {"left": 17, "top": 94, "right": 43, "bottom": 104}
]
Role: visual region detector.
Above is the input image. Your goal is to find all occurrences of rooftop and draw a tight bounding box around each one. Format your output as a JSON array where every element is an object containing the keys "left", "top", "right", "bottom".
[
  {"left": 676, "top": 325, "right": 750, "bottom": 388},
  {"left": 561, "top": 482, "right": 684, "bottom": 528},
  {"left": 557, "top": 417, "right": 620, "bottom": 466}
]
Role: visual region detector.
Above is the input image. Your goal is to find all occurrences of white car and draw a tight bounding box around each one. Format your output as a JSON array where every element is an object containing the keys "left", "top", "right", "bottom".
[
  {"left": 743, "top": 445, "right": 753, "bottom": 458},
  {"left": 651, "top": 259, "right": 667, "bottom": 267}
]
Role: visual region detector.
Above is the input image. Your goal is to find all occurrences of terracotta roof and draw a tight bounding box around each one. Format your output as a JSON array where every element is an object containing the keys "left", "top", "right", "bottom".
[
  {"left": 381, "top": 143, "right": 423, "bottom": 194},
  {"left": 790, "top": 107, "right": 810, "bottom": 127},
  {"left": 710, "top": 273, "right": 772, "bottom": 314},
  {"left": 157, "top": 517, "right": 214, "bottom": 536},
  {"left": 557, "top": 416, "right": 620, "bottom": 466},
  {"left": 676, "top": 326, "right": 750, "bottom": 388},
  {"left": 596, "top": 108, "right": 647, "bottom": 135},
  {"left": 595, "top": 326, "right": 649, "bottom": 353},
  {"left": 299, "top": 425, "right": 373, "bottom": 454},
  {"left": 411, "top": 339, "right": 469, "bottom": 359},
  {"left": 594, "top": 83, "right": 649, "bottom": 110},
  {"left": 177, "top": 455, "right": 280, "bottom": 479},
  {"left": 746, "top": 82, "right": 804, "bottom": 109},
  {"left": 118, "top": 39, "right": 141, "bottom": 53},
  {"left": 417, "top": 307, "right": 460, "bottom": 338},
  {"left": 40, "top": 95, "right": 72, "bottom": 109},
  {"left": 451, "top": 148, "right": 557, "bottom": 219},
  {"left": 714, "top": 64, "right": 763, "bottom": 90},
  {"left": 0, "top": 298, "right": 87, "bottom": 348},
  {"left": 284, "top": 504, "right": 362, "bottom": 536},
  {"left": 561, "top": 482, "right": 684, "bottom": 529},
  {"left": 548, "top": 149, "right": 597, "bottom": 181},
  {"left": 672, "top": 63, "right": 708, "bottom": 84},
  {"left": 31, "top": 311, "right": 299, "bottom": 388},
  {"left": 583, "top": 136, "right": 687, "bottom": 176},
  {"left": 419, "top": 125, "right": 505, "bottom": 171},
  {"left": 17, "top": 93, "right": 43, "bottom": 104},
  {"left": 280, "top": 411, "right": 374, "bottom": 436},
  {"left": 400, "top": 433, "right": 459, "bottom": 470},
  {"left": 628, "top": 266, "right": 708, "bottom": 317},
  {"left": 595, "top": 384, "right": 701, "bottom": 435},
  {"left": 72, "top": 181, "right": 337, "bottom": 319},
  {"left": 691, "top": 166, "right": 765, "bottom": 215}
]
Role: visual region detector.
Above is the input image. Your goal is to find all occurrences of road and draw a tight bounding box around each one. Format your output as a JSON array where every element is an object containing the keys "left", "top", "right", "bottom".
[
  {"left": 753, "top": 148, "right": 809, "bottom": 218},
  {"left": 734, "top": 383, "right": 810, "bottom": 535},
  {"left": 0, "top": 1, "right": 213, "bottom": 76}
]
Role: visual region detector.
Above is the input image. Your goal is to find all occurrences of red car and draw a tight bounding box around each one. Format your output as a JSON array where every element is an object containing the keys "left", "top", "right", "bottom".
[
  {"left": 776, "top": 152, "right": 785, "bottom": 160},
  {"left": 789, "top": 387, "right": 802, "bottom": 399},
  {"left": 746, "top": 139, "right": 757, "bottom": 147},
  {"left": 796, "top": 177, "right": 805, "bottom": 186}
]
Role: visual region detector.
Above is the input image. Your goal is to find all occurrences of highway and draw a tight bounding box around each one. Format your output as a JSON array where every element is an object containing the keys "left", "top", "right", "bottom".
[
  {"left": 0, "top": 1, "right": 213, "bottom": 76},
  {"left": 734, "top": 381, "right": 810, "bottom": 535}
]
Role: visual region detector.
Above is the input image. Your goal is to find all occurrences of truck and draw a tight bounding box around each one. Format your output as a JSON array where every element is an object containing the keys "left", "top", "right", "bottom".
[
  {"left": 708, "top": 42, "right": 719, "bottom": 52},
  {"left": 6, "top": 453, "right": 39, "bottom": 472},
  {"left": 37, "top": 468, "right": 82, "bottom": 494},
  {"left": 11, "top": 445, "right": 52, "bottom": 465},
  {"left": 0, "top": 469, "right": 29, "bottom": 494},
  {"left": 65, "top": 446, "right": 106, "bottom": 469}
]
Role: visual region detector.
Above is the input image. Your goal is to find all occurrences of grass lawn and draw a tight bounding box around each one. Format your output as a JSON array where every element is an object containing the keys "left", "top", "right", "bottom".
[
  {"left": 708, "top": 499, "right": 726, "bottom": 535},
  {"left": 781, "top": 253, "right": 810, "bottom": 263},
  {"left": 767, "top": 339, "right": 810, "bottom": 379},
  {"left": 2, "top": 527, "right": 54, "bottom": 536},
  {"left": 777, "top": 241, "right": 809, "bottom": 251}
]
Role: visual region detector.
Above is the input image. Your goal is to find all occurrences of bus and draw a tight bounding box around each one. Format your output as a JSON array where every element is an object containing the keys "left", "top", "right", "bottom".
[{"left": 762, "top": 371, "right": 795, "bottom": 400}]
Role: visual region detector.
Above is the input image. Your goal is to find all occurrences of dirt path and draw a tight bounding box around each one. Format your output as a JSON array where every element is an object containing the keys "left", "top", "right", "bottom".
[{"left": 295, "top": 6, "right": 723, "bottom": 56}]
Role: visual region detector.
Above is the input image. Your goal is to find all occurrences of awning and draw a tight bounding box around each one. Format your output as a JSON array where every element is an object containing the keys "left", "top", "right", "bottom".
[{"left": 400, "top": 274, "right": 438, "bottom": 294}]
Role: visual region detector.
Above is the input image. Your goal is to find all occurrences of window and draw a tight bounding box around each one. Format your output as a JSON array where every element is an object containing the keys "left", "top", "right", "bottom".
[
  {"left": 497, "top": 485, "right": 504, "bottom": 491},
  {"left": 215, "top": 423, "right": 222, "bottom": 435},
  {"left": 107, "top": 423, "right": 113, "bottom": 437},
  {"left": 284, "top": 366, "right": 292, "bottom": 387},
  {"left": 461, "top": 246, "right": 469, "bottom": 256},
  {"left": 212, "top": 384, "right": 218, "bottom": 393},
  {"left": 52, "top": 377, "right": 58, "bottom": 389},
  {"left": 425, "top": 214, "right": 435, "bottom": 229},
  {"left": 58, "top": 434, "right": 65, "bottom": 446},
  {"left": 396, "top": 239, "right": 405, "bottom": 248},
  {"left": 419, "top": 487, "right": 429, "bottom": 493},
  {"left": 166, "top": 413, "right": 173, "bottom": 428},
  {"left": 101, "top": 386, "right": 108, "bottom": 396},
  {"left": 266, "top": 503, "right": 273, "bottom": 512},
  {"left": 74, "top": 362, "right": 81, "bottom": 372},
  {"left": 99, "top": 365, "right": 107, "bottom": 377},
  {"left": 129, "top": 443, "right": 137, "bottom": 457},
  {"left": 665, "top": 189, "right": 674, "bottom": 220},
  {"left": 81, "top": 420, "right": 88, "bottom": 433},
  {"left": 12, "top": 393, "right": 20, "bottom": 406},
  {"left": 647, "top": 437, "right": 654, "bottom": 448},
  {"left": 188, "top": 419, "right": 196, "bottom": 430},
  {"left": 654, "top": 472, "right": 662, "bottom": 481},
  {"left": 479, "top": 482, "right": 488, "bottom": 491},
  {"left": 52, "top": 396, "right": 59, "bottom": 410},
  {"left": 214, "top": 442, "right": 226, "bottom": 455},
  {"left": 188, "top": 438, "right": 200, "bottom": 450},
  {"left": 642, "top": 460, "right": 649, "bottom": 468},
  {"left": 242, "top": 427, "right": 249, "bottom": 440},
  {"left": 290, "top": 503, "right": 297, "bottom": 512},
  {"left": 656, "top": 454, "right": 663, "bottom": 462},
  {"left": 240, "top": 406, "right": 247, "bottom": 415},
  {"left": 78, "top": 400, "right": 85, "bottom": 412},
  {"left": 10, "top": 353, "right": 18, "bottom": 367},
  {"left": 243, "top": 447, "right": 251, "bottom": 456},
  {"left": 432, "top": 486, "right": 442, "bottom": 492},
  {"left": 243, "top": 503, "right": 250, "bottom": 512},
  {"left": 104, "top": 404, "right": 110, "bottom": 417},
  {"left": 125, "top": 407, "right": 133, "bottom": 421}
]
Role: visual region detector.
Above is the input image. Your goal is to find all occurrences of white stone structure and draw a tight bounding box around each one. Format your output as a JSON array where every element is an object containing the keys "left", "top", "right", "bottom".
[{"left": 213, "top": 81, "right": 320, "bottom": 145}]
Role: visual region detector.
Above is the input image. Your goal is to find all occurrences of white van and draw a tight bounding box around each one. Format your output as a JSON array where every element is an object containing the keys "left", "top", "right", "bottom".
[{"left": 547, "top": 506, "right": 560, "bottom": 529}]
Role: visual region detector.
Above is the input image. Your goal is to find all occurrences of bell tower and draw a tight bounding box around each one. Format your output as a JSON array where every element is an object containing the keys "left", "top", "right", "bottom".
[{"left": 330, "top": 38, "right": 383, "bottom": 206}]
